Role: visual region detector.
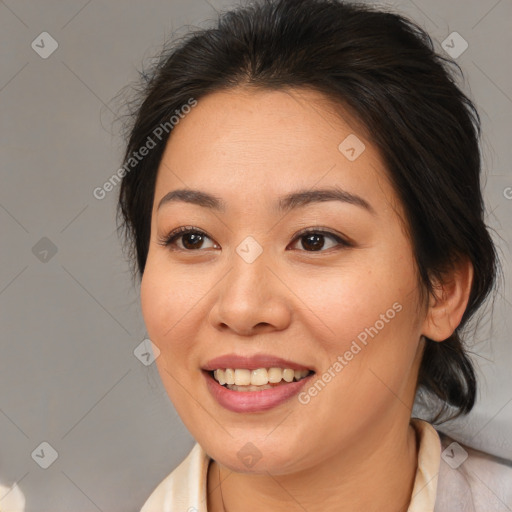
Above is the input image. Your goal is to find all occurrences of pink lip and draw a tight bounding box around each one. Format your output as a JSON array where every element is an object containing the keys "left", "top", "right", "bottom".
[
  {"left": 202, "top": 353, "right": 313, "bottom": 372},
  {"left": 203, "top": 370, "right": 315, "bottom": 413}
]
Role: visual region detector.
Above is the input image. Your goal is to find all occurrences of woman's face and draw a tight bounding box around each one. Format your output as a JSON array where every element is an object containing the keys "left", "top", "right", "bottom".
[{"left": 141, "top": 87, "right": 427, "bottom": 474}]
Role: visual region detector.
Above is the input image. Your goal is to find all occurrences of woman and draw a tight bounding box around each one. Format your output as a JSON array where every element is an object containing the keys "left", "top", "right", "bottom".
[{"left": 116, "top": 0, "right": 511, "bottom": 510}]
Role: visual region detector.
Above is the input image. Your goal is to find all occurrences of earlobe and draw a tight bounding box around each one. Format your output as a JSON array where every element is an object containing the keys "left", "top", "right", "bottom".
[{"left": 421, "top": 257, "right": 474, "bottom": 342}]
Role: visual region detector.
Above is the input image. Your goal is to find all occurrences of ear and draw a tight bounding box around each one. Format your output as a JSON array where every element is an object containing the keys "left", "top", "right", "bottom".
[{"left": 421, "top": 257, "right": 474, "bottom": 342}]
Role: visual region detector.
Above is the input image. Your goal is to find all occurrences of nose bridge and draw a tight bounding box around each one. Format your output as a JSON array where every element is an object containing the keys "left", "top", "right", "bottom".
[
  {"left": 211, "top": 236, "right": 291, "bottom": 333},
  {"left": 226, "top": 235, "right": 272, "bottom": 301}
]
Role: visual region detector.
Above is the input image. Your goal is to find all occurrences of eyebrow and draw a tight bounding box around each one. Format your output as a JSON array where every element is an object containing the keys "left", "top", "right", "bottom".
[{"left": 157, "top": 186, "right": 375, "bottom": 215}]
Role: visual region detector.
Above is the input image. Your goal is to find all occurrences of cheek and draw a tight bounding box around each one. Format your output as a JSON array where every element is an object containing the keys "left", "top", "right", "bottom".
[
  {"left": 140, "top": 261, "right": 193, "bottom": 361},
  {"left": 140, "top": 256, "right": 220, "bottom": 379},
  {"left": 140, "top": 263, "right": 200, "bottom": 410},
  {"left": 140, "top": 255, "right": 201, "bottom": 335},
  {"left": 140, "top": 265, "right": 168, "bottom": 340},
  {"left": 291, "top": 250, "right": 418, "bottom": 351},
  {"left": 291, "top": 246, "right": 422, "bottom": 400}
]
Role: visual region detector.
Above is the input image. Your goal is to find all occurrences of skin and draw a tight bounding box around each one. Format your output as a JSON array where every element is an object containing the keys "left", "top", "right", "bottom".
[{"left": 140, "top": 87, "right": 473, "bottom": 511}]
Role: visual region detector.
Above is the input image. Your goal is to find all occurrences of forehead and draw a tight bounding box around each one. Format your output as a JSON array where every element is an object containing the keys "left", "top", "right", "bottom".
[{"left": 153, "top": 87, "right": 398, "bottom": 217}]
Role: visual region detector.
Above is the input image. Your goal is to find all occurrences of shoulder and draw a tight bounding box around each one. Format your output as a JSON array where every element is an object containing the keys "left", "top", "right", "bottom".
[
  {"left": 434, "top": 431, "right": 512, "bottom": 512},
  {"left": 140, "top": 443, "right": 211, "bottom": 512}
]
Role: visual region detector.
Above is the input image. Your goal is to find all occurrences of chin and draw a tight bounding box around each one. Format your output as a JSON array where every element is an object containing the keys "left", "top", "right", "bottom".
[{"left": 203, "top": 434, "right": 307, "bottom": 475}]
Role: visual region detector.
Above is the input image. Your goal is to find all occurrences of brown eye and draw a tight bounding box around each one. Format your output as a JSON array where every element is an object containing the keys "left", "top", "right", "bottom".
[
  {"left": 181, "top": 231, "right": 207, "bottom": 250},
  {"left": 289, "top": 230, "right": 350, "bottom": 252},
  {"left": 157, "top": 227, "right": 218, "bottom": 251}
]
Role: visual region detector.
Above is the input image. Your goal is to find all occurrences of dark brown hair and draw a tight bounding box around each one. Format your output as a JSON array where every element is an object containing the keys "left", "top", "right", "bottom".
[{"left": 116, "top": 0, "right": 500, "bottom": 422}]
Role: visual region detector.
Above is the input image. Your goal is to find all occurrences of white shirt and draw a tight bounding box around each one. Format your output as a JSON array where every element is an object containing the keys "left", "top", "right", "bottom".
[
  {"left": 140, "top": 419, "right": 512, "bottom": 511},
  {"left": 0, "top": 483, "right": 25, "bottom": 512}
]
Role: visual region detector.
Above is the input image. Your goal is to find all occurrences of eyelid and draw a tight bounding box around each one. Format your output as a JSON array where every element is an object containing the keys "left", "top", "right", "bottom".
[
  {"left": 288, "top": 226, "right": 351, "bottom": 250},
  {"left": 156, "top": 225, "right": 216, "bottom": 250},
  {"left": 157, "top": 225, "right": 352, "bottom": 251}
]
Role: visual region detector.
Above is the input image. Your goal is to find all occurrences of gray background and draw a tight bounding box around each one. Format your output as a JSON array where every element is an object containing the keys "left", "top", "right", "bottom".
[{"left": 0, "top": 0, "right": 511, "bottom": 510}]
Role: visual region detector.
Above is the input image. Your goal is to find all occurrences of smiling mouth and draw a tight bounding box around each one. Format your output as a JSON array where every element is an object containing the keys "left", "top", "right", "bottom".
[{"left": 210, "top": 367, "right": 314, "bottom": 391}]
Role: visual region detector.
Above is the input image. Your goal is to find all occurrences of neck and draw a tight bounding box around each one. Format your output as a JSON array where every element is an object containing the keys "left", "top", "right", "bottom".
[{"left": 208, "top": 417, "right": 419, "bottom": 512}]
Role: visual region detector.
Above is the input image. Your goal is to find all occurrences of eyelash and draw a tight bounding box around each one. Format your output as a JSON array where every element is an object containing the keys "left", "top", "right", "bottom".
[{"left": 156, "top": 225, "right": 352, "bottom": 253}]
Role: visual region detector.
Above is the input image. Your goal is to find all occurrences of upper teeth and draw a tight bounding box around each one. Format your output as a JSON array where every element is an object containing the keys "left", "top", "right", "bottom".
[{"left": 213, "top": 368, "right": 310, "bottom": 386}]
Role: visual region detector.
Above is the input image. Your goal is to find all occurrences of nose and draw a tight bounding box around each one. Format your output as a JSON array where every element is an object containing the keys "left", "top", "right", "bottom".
[{"left": 208, "top": 248, "right": 292, "bottom": 336}]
